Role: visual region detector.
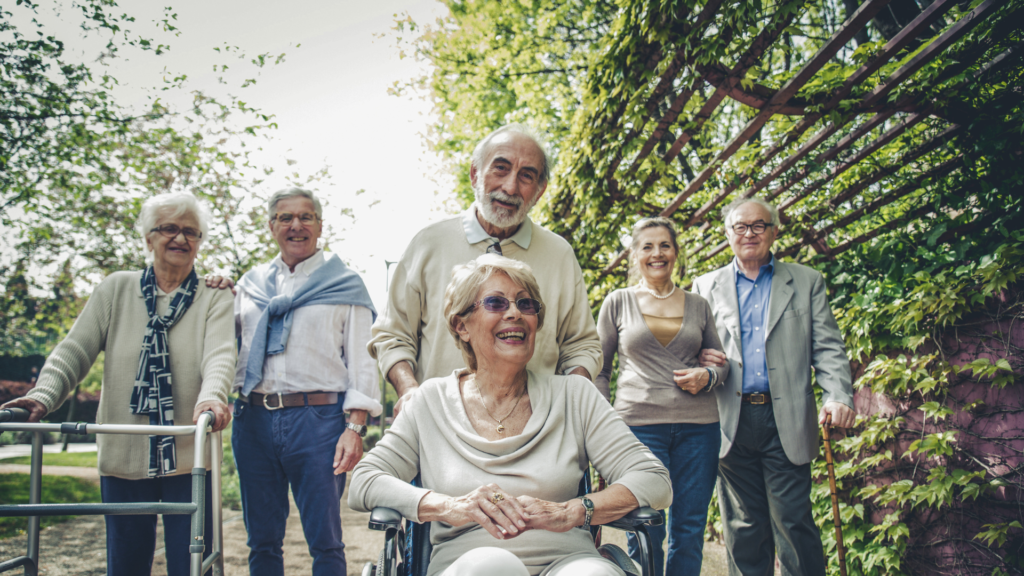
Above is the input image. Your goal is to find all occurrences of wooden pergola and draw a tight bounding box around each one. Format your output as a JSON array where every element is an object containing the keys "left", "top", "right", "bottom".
[{"left": 547, "top": 0, "right": 1022, "bottom": 284}]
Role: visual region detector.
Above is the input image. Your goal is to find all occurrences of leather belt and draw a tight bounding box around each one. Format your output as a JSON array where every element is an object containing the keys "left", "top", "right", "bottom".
[
  {"left": 741, "top": 393, "right": 772, "bottom": 405},
  {"left": 241, "top": 391, "right": 340, "bottom": 410}
]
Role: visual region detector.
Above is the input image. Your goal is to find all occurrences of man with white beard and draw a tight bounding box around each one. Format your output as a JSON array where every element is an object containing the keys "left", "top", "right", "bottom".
[{"left": 369, "top": 124, "right": 602, "bottom": 414}]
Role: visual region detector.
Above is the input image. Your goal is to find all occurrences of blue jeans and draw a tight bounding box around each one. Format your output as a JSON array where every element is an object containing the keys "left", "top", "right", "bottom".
[
  {"left": 101, "top": 473, "right": 213, "bottom": 576},
  {"left": 232, "top": 398, "right": 347, "bottom": 576},
  {"left": 627, "top": 422, "right": 721, "bottom": 576}
]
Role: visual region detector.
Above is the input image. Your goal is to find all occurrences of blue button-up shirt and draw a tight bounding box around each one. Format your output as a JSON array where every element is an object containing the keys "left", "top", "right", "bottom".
[{"left": 735, "top": 256, "right": 775, "bottom": 394}]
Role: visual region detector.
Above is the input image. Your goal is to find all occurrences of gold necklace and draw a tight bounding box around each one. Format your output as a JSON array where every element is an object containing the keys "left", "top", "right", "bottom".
[{"left": 480, "top": 381, "right": 526, "bottom": 434}]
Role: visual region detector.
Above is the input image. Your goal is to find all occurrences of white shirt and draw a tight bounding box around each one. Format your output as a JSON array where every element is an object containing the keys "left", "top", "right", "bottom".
[{"left": 233, "top": 250, "right": 382, "bottom": 416}]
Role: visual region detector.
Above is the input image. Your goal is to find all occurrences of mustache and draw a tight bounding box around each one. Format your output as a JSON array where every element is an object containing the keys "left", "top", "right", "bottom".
[{"left": 487, "top": 190, "right": 524, "bottom": 208}]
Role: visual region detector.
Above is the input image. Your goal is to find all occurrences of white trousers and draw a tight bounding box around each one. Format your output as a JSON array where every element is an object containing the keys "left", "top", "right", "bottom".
[{"left": 440, "top": 547, "right": 625, "bottom": 576}]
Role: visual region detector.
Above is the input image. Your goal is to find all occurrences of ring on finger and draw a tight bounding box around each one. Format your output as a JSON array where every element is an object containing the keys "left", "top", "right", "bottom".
[{"left": 490, "top": 492, "right": 505, "bottom": 505}]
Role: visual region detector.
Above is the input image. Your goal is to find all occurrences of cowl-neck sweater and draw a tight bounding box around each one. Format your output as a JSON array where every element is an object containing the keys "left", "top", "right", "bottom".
[{"left": 349, "top": 369, "right": 672, "bottom": 576}]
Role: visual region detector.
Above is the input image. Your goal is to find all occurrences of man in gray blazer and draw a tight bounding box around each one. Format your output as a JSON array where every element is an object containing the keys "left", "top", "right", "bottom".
[{"left": 693, "top": 197, "right": 856, "bottom": 576}]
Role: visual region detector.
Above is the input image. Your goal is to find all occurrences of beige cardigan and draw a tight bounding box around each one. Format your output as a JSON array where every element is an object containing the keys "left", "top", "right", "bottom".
[
  {"left": 27, "top": 271, "right": 235, "bottom": 479},
  {"left": 349, "top": 370, "right": 672, "bottom": 576}
]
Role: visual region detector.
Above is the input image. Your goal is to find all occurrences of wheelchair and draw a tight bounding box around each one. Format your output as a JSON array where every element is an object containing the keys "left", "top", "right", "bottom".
[{"left": 363, "top": 474, "right": 663, "bottom": 576}]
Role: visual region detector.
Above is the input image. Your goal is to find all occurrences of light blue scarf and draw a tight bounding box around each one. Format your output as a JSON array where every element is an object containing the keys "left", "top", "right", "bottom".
[{"left": 238, "top": 253, "right": 376, "bottom": 395}]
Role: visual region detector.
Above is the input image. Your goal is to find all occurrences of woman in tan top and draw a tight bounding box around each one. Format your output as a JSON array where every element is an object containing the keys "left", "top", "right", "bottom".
[
  {"left": 350, "top": 254, "right": 672, "bottom": 576},
  {"left": 1, "top": 192, "right": 234, "bottom": 576},
  {"left": 595, "top": 217, "right": 729, "bottom": 576}
]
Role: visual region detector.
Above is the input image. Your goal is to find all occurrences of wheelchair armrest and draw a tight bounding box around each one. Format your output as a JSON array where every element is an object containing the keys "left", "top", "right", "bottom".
[
  {"left": 599, "top": 506, "right": 663, "bottom": 531},
  {"left": 368, "top": 507, "right": 404, "bottom": 531}
]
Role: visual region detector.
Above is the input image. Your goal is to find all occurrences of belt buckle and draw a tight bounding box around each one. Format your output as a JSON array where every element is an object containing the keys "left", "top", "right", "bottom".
[
  {"left": 263, "top": 393, "right": 284, "bottom": 411},
  {"left": 749, "top": 393, "right": 767, "bottom": 405}
]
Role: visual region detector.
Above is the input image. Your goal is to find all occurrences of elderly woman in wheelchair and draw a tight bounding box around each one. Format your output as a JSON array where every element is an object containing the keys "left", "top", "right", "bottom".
[{"left": 350, "top": 254, "right": 672, "bottom": 576}]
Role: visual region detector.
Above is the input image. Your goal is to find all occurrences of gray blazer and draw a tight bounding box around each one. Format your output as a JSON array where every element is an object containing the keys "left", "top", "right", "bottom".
[{"left": 693, "top": 260, "right": 853, "bottom": 465}]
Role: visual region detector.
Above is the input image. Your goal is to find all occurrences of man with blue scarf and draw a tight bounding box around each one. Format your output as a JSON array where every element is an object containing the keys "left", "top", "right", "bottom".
[{"left": 231, "top": 188, "right": 381, "bottom": 576}]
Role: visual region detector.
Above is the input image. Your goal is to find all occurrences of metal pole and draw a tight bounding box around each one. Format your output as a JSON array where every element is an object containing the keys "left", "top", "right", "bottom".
[
  {"left": 26, "top": 431, "right": 43, "bottom": 568},
  {"left": 823, "top": 413, "right": 848, "bottom": 576},
  {"left": 190, "top": 412, "right": 212, "bottom": 576},
  {"left": 382, "top": 259, "right": 398, "bottom": 438},
  {"left": 210, "top": 431, "right": 224, "bottom": 576}
]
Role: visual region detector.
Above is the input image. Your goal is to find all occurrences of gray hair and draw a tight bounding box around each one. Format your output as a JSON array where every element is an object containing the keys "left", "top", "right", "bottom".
[
  {"left": 268, "top": 187, "right": 323, "bottom": 220},
  {"left": 628, "top": 216, "right": 680, "bottom": 285},
  {"left": 471, "top": 124, "right": 551, "bottom": 184},
  {"left": 721, "top": 197, "right": 781, "bottom": 232},
  {"left": 136, "top": 192, "right": 211, "bottom": 262},
  {"left": 443, "top": 254, "right": 546, "bottom": 373}
]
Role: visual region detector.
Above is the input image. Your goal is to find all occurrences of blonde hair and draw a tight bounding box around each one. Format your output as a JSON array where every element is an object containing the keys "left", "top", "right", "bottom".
[
  {"left": 628, "top": 216, "right": 680, "bottom": 285},
  {"left": 443, "top": 254, "right": 546, "bottom": 372}
]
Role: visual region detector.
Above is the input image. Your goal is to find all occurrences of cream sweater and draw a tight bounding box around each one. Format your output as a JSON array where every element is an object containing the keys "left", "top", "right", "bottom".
[
  {"left": 27, "top": 271, "right": 235, "bottom": 479},
  {"left": 368, "top": 213, "right": 602, "bottom": 384},
  {"left": 349, "top": 370, "right": 672, "bottom": 576}
]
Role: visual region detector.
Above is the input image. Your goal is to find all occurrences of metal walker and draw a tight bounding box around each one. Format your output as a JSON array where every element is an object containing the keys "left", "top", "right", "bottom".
[{"left": 0, "top": 408, "right": 225, "bottom": 576}]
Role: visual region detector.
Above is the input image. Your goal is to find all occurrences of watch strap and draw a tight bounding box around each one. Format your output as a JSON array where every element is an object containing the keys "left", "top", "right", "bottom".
[
  {"left": 346, "top": 422, "right": 368, "bottom": 438},
  {"left": 580, "top": 496, "right": 594, "bottom": 531}
]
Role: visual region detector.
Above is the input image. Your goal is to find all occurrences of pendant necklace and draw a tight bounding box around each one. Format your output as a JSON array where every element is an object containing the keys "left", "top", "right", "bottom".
[
  {"left": 640, "top": 278, "right": 676, "bottom": 300},
  {"left": 481, "top": 381, "right": 526, "bottom": 434}
]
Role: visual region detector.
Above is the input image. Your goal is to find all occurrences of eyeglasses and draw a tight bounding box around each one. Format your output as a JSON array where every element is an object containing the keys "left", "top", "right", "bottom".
[
  {"left": 150, "top": 224, "right": 202, "bottom": 241},
  {"left": 468, "top": 295, "right": 542, "bottom": 316},
  {"left": 730, "top": 221, "right": 774, "bottom": 235},
  {"left": 272, "top": 213, "right": 319, "bottom": 225}
]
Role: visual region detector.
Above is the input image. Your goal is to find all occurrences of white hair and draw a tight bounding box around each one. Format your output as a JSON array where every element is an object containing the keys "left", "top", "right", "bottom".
[
  {"left": 470, "top": 124, "right": 551, "bottom": 184},
  {"left": 721, "top": 196, "right": 781, "bottom": 232},
  {"left": 268, "top": 187, "right": 323, "bottom": 220},
  {"left": 136, "top": 192, "right": 211, "bottom": 262}
]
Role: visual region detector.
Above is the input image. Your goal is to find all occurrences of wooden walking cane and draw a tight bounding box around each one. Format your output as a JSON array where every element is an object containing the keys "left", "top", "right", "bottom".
[{"left": 823, "top": 413, "right": 848, "bottom": 576}]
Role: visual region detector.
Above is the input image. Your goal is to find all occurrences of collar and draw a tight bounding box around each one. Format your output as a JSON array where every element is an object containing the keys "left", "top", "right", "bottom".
[
  {"left": 732, "top": 254, "right": 776, "bottom": 282},
  {"left": 273, "top": 249, "right": 325, "bottom": 278},
  {"left": 462, "top": 205, "right": 533, "bottom": 250}
]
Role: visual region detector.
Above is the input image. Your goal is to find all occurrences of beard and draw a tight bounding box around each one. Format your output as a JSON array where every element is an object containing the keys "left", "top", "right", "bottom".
[{"left": 474, "top": 179, "right": 537, "bottom": 229}]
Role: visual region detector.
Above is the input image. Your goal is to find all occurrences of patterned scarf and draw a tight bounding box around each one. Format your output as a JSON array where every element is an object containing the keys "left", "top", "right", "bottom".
[{"left": 129, "top": 266, "right": 199, "bottom": 477}]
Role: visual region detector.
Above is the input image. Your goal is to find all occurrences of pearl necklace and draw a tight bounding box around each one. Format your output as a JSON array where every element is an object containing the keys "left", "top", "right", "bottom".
[{"left": 639, "top": 279, "right": 676, "bottom": 300}]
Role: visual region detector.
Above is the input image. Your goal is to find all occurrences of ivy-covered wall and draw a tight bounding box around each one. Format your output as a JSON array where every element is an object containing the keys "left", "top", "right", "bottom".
[{"left": 809, "top": 237, "right": 1023, "bottom": 575}]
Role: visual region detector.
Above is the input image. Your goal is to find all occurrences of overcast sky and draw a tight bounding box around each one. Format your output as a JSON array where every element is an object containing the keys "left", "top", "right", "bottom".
[{"left": 41, "top": 0, "right": 458, "bottom": 308}]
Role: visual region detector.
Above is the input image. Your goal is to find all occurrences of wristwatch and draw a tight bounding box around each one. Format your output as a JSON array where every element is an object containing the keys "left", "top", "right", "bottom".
[
  {"left": 345, "top": 422, "right": 368, "bottom": 438},
  {"left": 580, "top": 496, "right": 594, "bottom": 531}
]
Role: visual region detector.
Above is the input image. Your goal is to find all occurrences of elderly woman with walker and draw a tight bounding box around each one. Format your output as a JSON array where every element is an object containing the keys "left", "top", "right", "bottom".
[
  {"left": 595, "top": 217, "right": 730, "bottom": 576},
  {"left": 1, "top": 192, "right": 235, "bottom": 576}
]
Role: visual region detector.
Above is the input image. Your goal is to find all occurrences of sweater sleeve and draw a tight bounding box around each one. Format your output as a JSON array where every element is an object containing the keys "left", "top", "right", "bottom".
[
  {"left": 348, "top": 390, "right": 431, "bottom": 522},
  {"left": 553, "top": 254, "right": 603, "bottom": 379},
  {"left": 367, "top": 254, "right": 423, "bottom": 379},
  {"left": 593, "top": 292, "right": 620, "bottom": 403},
  {"left": 574, "top": 377, "right": 672, "bottom": 510},
  {"left": 699, "top": 296, "right": 729, "bottom": 387},
  {"left": 195, "top": 287, "right": 237, "bottom": 407},
  {"left": 26, "top": 276, "right": 113, "bottom": 414}
]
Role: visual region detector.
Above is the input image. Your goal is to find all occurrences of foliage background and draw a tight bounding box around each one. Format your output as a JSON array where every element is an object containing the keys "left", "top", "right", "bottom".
[{"left": 394, "top": 0, "right": 1023, "bottom": 573}]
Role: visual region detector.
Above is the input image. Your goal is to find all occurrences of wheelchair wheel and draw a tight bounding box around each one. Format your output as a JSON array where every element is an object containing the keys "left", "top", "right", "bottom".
[{"left": 598, "top": 544, "right": 640, "bottom": 576}]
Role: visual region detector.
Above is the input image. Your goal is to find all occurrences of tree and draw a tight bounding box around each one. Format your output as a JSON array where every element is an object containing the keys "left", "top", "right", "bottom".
[{"left": 1, "top": 0, "right": 332, "bottom": 355}]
